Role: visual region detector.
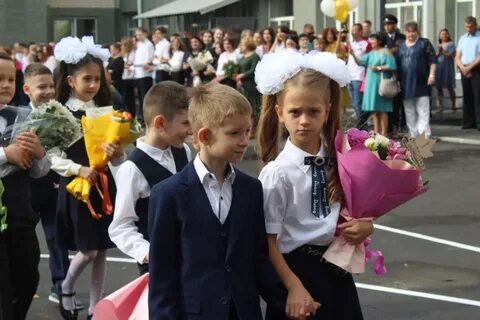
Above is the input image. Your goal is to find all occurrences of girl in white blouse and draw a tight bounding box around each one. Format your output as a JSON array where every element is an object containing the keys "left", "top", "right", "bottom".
[
  {"left": 255, "top": 51, "right": 373, "bottom": 320},
  {"left": 167, "top": 35, "right": 186, "bottom": 85},
  {"left": 53, "top": 37, "right": 124, "bottom": 320},
  {"left": 215, "top": 38, "right": 240, "bottom": 88}
]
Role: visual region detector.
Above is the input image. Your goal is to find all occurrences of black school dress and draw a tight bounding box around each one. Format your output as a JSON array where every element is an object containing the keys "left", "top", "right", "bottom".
[{"left": 56, "top": 107, "right": 116, "bottom": 252}]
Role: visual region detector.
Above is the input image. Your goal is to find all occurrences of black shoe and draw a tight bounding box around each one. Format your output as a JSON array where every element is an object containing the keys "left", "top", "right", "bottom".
[
  {"left": 87, "top": 314, "right": 93, "bottom": 320},
  {"left": 461, "top": 124, "right": 476, "bottom": 129},
  {"left": 59, "top": 290, "right": 78, "bottom": 320},
  {"left": 52, "top": 283, "right": 85, "bottom": 310}
]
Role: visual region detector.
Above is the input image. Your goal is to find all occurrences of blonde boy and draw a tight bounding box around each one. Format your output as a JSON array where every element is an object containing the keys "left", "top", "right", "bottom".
[{"left": 148, "top": 83, "right": 286, "bottom": 320}]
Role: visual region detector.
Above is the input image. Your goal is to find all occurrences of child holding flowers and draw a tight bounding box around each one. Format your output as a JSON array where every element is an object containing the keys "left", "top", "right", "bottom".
[
  {"left": 51, "top": 36, "right": 124, "bottom": 320},
  {"left": 0, "top": 53, "right": 50, "bottom": 320},
  {"left": 256, "top": 50, "right": 372, "bottom": 320}
]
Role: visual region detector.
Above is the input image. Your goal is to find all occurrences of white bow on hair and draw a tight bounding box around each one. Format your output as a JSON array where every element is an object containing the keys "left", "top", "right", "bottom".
[
  {"left": 54, "top": 36, "right": 110, "bottom": 64},
  {"left": 254, "top": 49, "right": 351, "bottom": 95}
]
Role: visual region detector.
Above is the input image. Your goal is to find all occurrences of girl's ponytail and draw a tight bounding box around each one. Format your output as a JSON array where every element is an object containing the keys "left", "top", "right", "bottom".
[
  {"left": 55, "top": 61, "right": 71, "bottom": 105},
  {"left": 324, "top": 78, "right": 343, "bottom": 204},
  {"left": 257, "top": 94, "right": 280, "bottom": 164}
]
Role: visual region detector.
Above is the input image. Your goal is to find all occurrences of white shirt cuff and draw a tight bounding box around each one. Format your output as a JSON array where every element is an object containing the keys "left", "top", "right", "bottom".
[
  {"left": 265, "top": 223, "right": 283, "bottom": 235},
  {"left": 134, "top": 244, "right": 150, "bottom": 264},
  {"left": 0, "top": 148, "right": 7, "bottom": 165}
]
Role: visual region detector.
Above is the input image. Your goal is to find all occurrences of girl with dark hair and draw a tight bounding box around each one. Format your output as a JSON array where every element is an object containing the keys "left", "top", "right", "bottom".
[
  {"left": 41, "top": 44, "right": 57, "bottom": 72},
  {"left": 350, "top": 32, "right": 397, "bottom": 136},
  {"left": 262, "top": 27, "right": 276, "bottom": 54},
  {"left": 168, "top": 35, "right": 186, "bottom": 85},
  {"left": 436, "top": 28, "right": 456, "bottom": 113},
  {"left": 107, "top": 42, "right": 125, "bottom": 96},
  {"left": 214, "top": 38, "right": 239, "bottom": 88},
  {"left": 52, "top": 37, "right": 124, "bottom": 320},
  {"left": 270, "top": 25, "right": 289, "bottom": 53},
  {"left": 184, "top": 36, "right": 215, "bottom": 86}
]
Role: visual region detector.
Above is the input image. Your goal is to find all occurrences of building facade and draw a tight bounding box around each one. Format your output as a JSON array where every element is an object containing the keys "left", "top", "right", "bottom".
[
  {"left": 0, "top": 0, "right": 478, "bottom": 45},
  {"left": 294, "top": 0, "right": 479, "bottom": 44}
]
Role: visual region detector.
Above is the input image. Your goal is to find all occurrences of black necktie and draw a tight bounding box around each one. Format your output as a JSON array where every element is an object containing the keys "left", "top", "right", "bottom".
[{"left": 304, "top": 156, "right": 331, "bottom": 218}]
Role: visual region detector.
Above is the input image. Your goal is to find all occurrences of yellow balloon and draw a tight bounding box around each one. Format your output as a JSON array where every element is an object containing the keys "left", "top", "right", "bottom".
[{"left": 334, "top": 0, "right": 350, "bottom": 22}]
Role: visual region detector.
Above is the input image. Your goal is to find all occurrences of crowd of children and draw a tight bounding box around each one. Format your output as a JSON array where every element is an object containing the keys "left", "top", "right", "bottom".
[{"left": 0, "top": 33, "right": 375, "bottom": 320}]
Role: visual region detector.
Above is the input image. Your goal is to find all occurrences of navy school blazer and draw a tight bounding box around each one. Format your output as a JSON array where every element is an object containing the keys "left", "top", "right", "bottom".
[{"left": 148, "top": 162, "right": 286, "bottom": 320}]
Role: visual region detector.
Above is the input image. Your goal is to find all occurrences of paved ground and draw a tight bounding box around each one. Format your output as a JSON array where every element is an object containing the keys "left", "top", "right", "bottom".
[{"left": 28, "top": 112, "right": 480, "bottom": 319}]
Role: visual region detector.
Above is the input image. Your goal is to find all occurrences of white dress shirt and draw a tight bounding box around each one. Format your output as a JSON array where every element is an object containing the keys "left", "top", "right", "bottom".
[
  {"left": 259, "top": 139, "right": 340, "bottom": 254},
  {"left": 123, "top": 52, "right": 136, "bottom": 80},
  {"left": 215, "top": 51, "right": 240, "bottom": 77},
  {"left": 168, "top": 50, "right": 185, "bottom": 72},
  {"left": 154, "top": 38, "right": 170, "bottom": 71},
  {"left": 347, "top": 39, "right": 369, "bottom": 81},
  {"left": 109, "top": 138, "right": 191, "bottom": 263},
  {"left": 193, "top": 155, "right": 235, "bottom": 224},
  {"left": 134, "top": 40, "right": 154, "bottom": 79}
]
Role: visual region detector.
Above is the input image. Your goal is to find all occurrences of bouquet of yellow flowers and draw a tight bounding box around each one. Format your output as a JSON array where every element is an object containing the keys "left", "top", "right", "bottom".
[{"left": 67, "top": 107, "right": 142, "bottom": 219}]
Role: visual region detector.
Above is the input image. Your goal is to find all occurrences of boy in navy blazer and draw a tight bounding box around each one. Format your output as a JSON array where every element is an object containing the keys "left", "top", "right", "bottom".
[{"left": 148, "top": 84, "right": 286, "bottom": 320}]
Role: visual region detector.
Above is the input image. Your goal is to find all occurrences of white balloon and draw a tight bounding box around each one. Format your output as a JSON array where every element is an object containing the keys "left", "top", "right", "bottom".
[
  {"left": 348, "top": 0, "right": 359, "bottom": 9},
  {"left": 320, "top": 0, "right": 335, "bottom": 18}
]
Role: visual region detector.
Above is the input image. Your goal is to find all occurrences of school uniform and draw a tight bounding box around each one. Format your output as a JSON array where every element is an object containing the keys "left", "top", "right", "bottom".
[
  {"left": 28, "top": 103, "right": 70, "bottom": 293},
  {"left": 0, "top": 105, "right": 51, "bottom": 320},
  {"left": 133, "top": 39, "right": 154, "bottom": 121},
  {"left": 148, "top": 156, "right": 286, "bottom": 320},
  {"left": 53, "top": 98, "right": 121, "bottom": 252},
  {"left": 259, "top": 139, "right": 364, "bottom": 320},
  {"left": 154, "top": 38, "right": 171, "bottom": 83},
  {"left": 109, "top": 139, "right": 190, "bottom": 274}
]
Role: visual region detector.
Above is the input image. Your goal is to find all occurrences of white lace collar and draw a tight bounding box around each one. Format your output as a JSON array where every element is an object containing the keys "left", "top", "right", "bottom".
[{"left": 65, "top": 97, "right": 96, "bottom": 112}]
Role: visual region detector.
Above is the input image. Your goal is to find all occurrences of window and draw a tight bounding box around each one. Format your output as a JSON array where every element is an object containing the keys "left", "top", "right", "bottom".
[
  {"left": 385, "top": 0, "right": 423, "bottom": 30},
  {"left": 53, "top": 18, "right": 97, "bottom": 42},
  {"left": 455, "top": 0, "right": 474, "bottom": 41},
  {"left": 53, "top": 20, "right": 72, "bottom": 41}
]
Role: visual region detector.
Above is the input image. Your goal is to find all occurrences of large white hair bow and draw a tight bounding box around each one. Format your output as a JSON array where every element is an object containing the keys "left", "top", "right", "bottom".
[
  {"left": 54, "top": 36, "right": 110, "bottom": 64},
  {"left": 255, "top": 49, "right": 351, "bottom": 95}
]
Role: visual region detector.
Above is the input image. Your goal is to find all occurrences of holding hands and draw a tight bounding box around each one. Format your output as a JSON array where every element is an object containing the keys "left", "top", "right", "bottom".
[{"left": 286, "top": 281, "right": 321, "bottom": 319}]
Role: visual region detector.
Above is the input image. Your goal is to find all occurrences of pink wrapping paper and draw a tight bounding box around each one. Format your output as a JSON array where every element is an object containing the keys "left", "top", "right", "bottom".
[
  {"left": 322, "top": 131, "right": 428, "bottom": 274},
  {"left": 94, "top": 273, "right": 149, "bottom": 320}
]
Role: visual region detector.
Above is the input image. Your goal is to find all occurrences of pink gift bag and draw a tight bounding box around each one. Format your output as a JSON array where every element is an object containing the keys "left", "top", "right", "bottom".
[{"left": 94, "top": 273, "right": 149, "bottom": 320}]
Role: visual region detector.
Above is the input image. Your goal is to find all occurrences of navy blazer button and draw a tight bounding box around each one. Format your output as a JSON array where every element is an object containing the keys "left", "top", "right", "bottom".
[
  {"left": 225, "top": 265, "right": 232, "bottom": 272},
  {"left": 220, "top": 297, "right": 228, "bottom": 304}
]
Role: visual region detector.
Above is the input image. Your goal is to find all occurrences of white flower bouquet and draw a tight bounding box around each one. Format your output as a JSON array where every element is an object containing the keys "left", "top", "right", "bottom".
[{"left": 8, "top": 100, "right": 82, "bottom": 151}]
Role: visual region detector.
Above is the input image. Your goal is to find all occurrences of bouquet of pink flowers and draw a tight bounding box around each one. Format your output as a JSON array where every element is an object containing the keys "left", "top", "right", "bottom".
[{"left": 322, "top": 129, "right": 430, "bottom": 274}]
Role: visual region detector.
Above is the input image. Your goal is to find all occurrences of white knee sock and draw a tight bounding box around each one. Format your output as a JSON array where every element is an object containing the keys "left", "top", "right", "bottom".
[
  {"left": 88, "top": 250, "right": 107, "bottom": 315},
  {"left": 61, "top": 250, "right": 97, "bottom": 311}
]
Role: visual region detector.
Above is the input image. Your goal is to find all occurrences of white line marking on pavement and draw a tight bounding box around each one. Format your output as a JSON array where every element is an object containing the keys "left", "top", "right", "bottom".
[
  {"left": 374, "top": 224, "right": 480, "bottom": 253},
  {"left": 39, "top": 254, "right": 136, "bottom": 264},
  {"left": 39, "top": 254, "right": 480, "bottom": 306},
  {"left": 356, "top": 283, "right": 480, "bottom": 307},
  {"left": 434, "top": 136, "right": 480, "bottom": 146}
]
